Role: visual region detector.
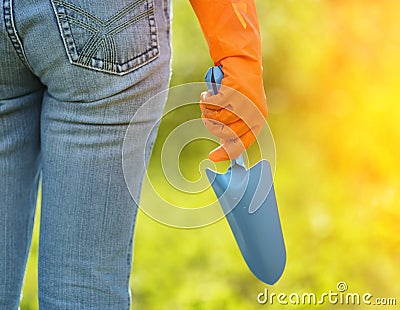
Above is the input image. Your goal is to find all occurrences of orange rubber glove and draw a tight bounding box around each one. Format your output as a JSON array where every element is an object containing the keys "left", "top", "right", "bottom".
[{"left": 190, "top": 0, "right": 268, "bottom": 162}]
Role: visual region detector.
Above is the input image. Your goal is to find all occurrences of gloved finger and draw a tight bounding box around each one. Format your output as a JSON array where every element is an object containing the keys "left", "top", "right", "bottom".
[
  {"left": 200, "top": 106, "right": 240, "bottom": 125},
  {"left": 208, "top": 129, "right": 257, "bottom": 162},
  {"left": 202, "top": 116, "right": 252, "bottom": 140},
  {"left": 201, "top": 84, "right": 265, "bottom": 129},
  {"left": 200, "top": 86, "right": 238, "bottom": 110},
  {"left": 200, "top": 88, "right": 251, "bottom": 126},
  {"left": 200, "top": 91, "right": 221, "bottom": 111},
  {"left": 208, "top": 139, "right": 243, "bottom": 162}
]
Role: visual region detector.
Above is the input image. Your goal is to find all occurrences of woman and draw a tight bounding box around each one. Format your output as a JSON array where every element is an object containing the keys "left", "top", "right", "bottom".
[{"left": 0, "top": 0, "right": 266, "bottom": 308}]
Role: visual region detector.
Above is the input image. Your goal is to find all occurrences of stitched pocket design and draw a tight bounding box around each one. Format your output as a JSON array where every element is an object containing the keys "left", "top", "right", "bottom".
[{"left": 51, "top": 0, "right": 159, "bottom": 75}]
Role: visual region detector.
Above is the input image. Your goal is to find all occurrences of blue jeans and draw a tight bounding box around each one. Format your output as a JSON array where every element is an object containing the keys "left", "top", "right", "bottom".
[{"left": 0, "top": 0, "right": 171, "bottom": 308}]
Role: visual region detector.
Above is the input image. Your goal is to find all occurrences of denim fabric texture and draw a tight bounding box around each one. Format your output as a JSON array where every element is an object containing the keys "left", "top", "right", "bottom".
[{"left": 0, "top": 0, "right": 171, "bottom": 308}]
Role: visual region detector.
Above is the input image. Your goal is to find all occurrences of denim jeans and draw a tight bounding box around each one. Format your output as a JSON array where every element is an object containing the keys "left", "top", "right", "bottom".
[{"left": 0, "top": 0, "right": 171, "bottom": 308}]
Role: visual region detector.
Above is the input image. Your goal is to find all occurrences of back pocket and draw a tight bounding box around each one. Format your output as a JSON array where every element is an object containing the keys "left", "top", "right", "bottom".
[{"left": 50, "top": 0, "right": 159, "bottom": 75}]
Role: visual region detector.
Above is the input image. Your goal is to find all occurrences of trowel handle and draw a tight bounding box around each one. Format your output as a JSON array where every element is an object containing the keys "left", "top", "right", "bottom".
[
  {"left": 204, "top": 66, "right": 245, "bottom": 168},
  {"left": 205, "top": 65, "right": 224, "bottom": 96}
]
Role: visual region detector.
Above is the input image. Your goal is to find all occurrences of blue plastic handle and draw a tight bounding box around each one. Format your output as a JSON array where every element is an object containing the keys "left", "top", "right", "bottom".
[{"left": 205, "top": 65, "right": 224, "bottom": 95}]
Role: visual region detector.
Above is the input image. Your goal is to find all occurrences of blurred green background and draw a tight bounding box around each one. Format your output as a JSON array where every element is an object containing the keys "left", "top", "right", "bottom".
[{"left": 21, "top": 0, "right": 400, "bottom": 309}]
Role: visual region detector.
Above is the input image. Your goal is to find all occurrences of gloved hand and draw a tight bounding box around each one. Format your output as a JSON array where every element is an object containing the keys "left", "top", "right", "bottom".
[{"left": 190, "top": 0, "right": 268, "bottom": 162}]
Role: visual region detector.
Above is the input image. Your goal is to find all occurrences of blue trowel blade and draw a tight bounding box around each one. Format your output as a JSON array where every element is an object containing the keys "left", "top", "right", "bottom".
[{"left": 207, "top": 160, "right": 286, "bottom": 285}]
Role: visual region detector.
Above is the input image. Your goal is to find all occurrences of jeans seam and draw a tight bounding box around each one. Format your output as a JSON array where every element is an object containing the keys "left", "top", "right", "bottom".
[
  {"left": 3, "top": 0, "right": 35, "bottom": 73},
  {"left": 163, "top": 0, "right": 170, "bottom": 38}
]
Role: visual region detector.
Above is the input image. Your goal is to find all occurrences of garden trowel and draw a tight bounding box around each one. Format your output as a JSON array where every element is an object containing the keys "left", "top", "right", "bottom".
[{"left": 204, "top": 66, "right": 286, "bottom": 285}]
